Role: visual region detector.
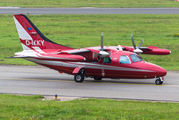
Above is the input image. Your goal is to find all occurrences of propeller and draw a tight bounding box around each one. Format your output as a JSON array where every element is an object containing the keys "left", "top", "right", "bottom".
[
  {"left": 118, "top": 45, "right": 123, "bottom": 51},
  {"left": 101, "top": 32, "right": 103, "bottom": 51},
  {"left": 131, "top": 34, "right": 144, "bottom": 54},
  {"left": 99, "top": 33, "right": 109, "bottom": 58}
]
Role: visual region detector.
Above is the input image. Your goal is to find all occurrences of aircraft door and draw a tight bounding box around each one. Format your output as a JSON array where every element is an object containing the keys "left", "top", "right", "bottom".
[{"left": 102, "top": 57, "right": 112, "bottom": 77}]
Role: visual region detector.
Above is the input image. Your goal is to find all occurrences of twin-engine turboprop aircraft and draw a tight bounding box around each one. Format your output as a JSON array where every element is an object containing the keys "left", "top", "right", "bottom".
[{"left": 12, "top": 14, "right": 171, "bottom": 85}]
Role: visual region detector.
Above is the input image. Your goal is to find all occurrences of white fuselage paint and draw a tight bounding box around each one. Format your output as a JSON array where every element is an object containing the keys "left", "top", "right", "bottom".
[{"left": 24, "top": 58, "right": 154, "bottom": 72}]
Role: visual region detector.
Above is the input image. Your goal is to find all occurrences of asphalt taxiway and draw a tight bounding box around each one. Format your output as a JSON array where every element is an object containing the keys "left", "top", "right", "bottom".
[
  {"left": 0, "top": 65, "right": 179, "bottom": 102},
  {"left": 0, "top": 8, "right": 179, "bottom": 14}
]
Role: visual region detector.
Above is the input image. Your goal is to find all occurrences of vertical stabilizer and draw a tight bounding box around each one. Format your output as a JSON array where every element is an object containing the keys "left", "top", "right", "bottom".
[{"left": 13, "top": 14, "right": 73, "bottom": 52}]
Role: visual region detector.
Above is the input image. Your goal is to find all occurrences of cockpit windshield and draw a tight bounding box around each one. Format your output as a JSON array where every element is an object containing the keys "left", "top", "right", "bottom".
[
  {"left": 119, "top": 55, "right": 131, "bottom": 64},
  {"left": 130, "top": 54, "right": 143, "bottom": 63}
]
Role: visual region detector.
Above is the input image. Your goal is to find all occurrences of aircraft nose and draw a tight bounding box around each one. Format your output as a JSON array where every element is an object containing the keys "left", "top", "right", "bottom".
[
  {"left": 150, "top": 64, "right": 167, "bottom": 76},
  {"left": 157, "top": 67, "right": 167, "bottom": 76},
  {"left": 145, "top": 62, "right": 167, "bottom": 77}
]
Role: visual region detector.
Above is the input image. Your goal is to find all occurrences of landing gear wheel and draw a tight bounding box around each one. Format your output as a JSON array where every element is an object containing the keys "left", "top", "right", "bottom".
[
  {"left": 155, "top": 78, "right": 163, "bottom": 85},
  {"left": 74, "top": 73, "right": 84, "bottom": 83},
  {"left": 93, "top": 77, "right": 102, "bottom": 81}
]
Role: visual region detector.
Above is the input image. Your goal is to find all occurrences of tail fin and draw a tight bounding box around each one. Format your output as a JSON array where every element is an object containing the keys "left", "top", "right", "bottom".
[{"left": 13, "top": 14, "right": 73, "bottom": 52}]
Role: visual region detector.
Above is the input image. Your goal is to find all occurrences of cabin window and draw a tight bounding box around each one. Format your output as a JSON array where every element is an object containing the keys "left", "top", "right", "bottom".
[
  {"left": 104, "top": 57, "right": 111, "bottom": 63},
  {"left": 119, "top": 55, "right": 131, "bottom": 64},
  {"left": 130, "top": 54, "right": 143, "bottom": 63}
]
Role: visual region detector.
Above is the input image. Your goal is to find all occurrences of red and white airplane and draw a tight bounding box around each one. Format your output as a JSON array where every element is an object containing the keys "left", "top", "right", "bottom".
[{"left": 12, "top": 14, "right": 171, "bottom": 85}]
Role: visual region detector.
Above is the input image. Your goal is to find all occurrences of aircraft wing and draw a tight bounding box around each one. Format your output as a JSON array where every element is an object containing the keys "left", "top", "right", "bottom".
[
  {"left": 56, "top": 45, "right": 171, "bottom": 62},
  {"left": 99, "top": 45, "right": 171, "bottom": 55},
  {"left": 53, "top": 47, "right": 112, "bottom": 62},
  {"left": 65, "top": 49, "right": 91, "bottom": 54},
  {"left": 140, "top": 46, "right": 171, "bottom": 55},
  {"left": 60, "top": 48, "right": 100, "bottom": 62},
  {"left": 11, "top": 45, "right": 170, "bottom": 63},
  {"left": 122, "top": 46, "right": 171, "bottom": 55}
]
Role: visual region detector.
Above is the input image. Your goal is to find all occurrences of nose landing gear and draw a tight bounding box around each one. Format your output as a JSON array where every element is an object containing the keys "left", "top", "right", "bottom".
[{"left": 155, "top": 77, "right": 163, "bottom": 85}]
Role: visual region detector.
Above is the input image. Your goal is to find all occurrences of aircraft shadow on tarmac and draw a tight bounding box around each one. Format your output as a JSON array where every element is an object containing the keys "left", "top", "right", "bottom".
[{"left": 21, "top": 76, "right": 155, "bottom": 85}]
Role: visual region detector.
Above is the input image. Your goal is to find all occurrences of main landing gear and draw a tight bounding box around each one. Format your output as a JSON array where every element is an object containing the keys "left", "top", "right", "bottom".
[
  {"left": 74, "top": 69, "right": 84, "bottom": 83},
  {"left": 155, "top": 77, "right": 163, "bottom": 85}
]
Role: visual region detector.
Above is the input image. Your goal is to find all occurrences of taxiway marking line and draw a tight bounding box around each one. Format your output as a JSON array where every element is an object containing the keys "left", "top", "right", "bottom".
[
  {"left": 0, "top": 77, "right": 69, "bottom": 82},
  {"left": 0, "top": 77, "right": 178, "bottom": 87}
]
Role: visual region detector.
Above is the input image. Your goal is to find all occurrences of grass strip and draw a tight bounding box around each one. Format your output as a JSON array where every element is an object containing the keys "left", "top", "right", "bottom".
[
  {"left": 0, "top": 14, "right": 179, "bottom": 70},
  {"left": 0, "top": 94, "right": 179, "bottom": 119},
  {"left": 0, "top": 0, "right": 179, "bottom": 8}
]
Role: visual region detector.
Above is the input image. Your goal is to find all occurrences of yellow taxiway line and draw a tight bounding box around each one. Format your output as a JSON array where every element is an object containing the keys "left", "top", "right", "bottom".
[{"left": 0, "top": 77, "right": 178, "bottom": 87}]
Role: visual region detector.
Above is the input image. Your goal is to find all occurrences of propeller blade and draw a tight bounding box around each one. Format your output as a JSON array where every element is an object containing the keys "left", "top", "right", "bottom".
[
  {"left": 99, "top": 32, "right": 109, "bottom": 58},
  {"left": 131, "top": 34, "right": 136, "bottom": 50},
  {"left": 101, "top": 32, "right": 103, "bottom": 51},
  {"left": 118, "top": 45, "right": 123, "bottom": 51},
  {"left": 138, "top": 39, "right": 144, "bottom": 48}
]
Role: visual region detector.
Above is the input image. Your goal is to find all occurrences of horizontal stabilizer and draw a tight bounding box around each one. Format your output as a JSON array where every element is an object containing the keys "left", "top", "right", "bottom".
[{"left": 6, "top": 56, "right": 32, "bottom": 58}]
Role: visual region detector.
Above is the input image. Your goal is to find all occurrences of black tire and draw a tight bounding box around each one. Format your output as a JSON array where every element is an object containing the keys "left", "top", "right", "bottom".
[
  {"left": 94, "top": 77, "right": 102, "bottom": 81},
  {"left": 74, "top": 73, "right": 84, "bottom": 83},
  {"left": 155, "top": 79, "right": 163, "bottom": 85},
  {"left": 160, "top": 81, "right": 163, "bottom": 84}
]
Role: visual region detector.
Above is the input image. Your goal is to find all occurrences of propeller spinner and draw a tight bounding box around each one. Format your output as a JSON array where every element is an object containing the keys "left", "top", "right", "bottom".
[{"left": 131, "top": 35, "right": 144, "bottom": 54}]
